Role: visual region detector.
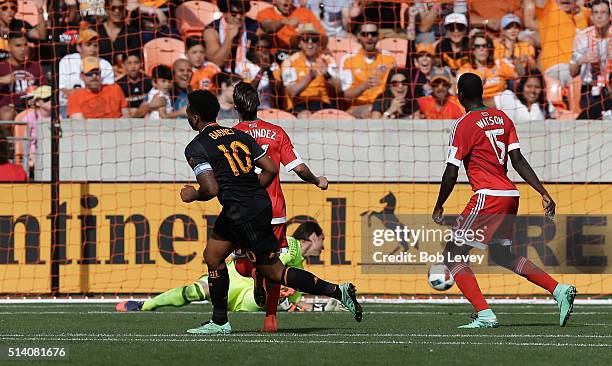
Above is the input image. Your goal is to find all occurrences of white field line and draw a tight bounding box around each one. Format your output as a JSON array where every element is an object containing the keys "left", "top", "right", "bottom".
[
  {"left": 0, "top": 310, "right": 610, "bottom": 316},
  {"left": 0, "top": 298, "right": 611, "bottom": 305},
  {"left": 2, "top": 333, "right": 612, "bottom": 339},
  {"left": 0, "top": 335, "right": 610, "bottom": 348}
]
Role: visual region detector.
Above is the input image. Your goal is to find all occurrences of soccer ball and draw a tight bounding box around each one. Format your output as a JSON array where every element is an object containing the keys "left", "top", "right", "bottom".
[{"left": 427, "top": 264, "right": 455, "bottom": 291}]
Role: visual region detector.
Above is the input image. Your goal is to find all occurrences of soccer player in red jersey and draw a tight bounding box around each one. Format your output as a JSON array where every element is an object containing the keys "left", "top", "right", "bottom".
[
  {"left": 432, "top": 73, "right": 577, "bottom": 328},
  {"left": 232, "top": 81, "right": 328, "bottom": 332}
]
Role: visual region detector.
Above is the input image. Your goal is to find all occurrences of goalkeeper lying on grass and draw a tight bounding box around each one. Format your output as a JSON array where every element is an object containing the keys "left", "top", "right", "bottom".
[{"left": 116, "top": 225, "right": 345, "bottom": 313}]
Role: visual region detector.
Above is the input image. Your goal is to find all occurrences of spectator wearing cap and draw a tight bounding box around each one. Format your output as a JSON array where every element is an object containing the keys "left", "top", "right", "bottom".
[
  {"left": 257, "top": 0, "right": 325, "bottom": 52},
  {"left": 371, "top": 68, "right": 418, "bottom": 120},
  {"left": 0, "top": 0, "right": 47, "bottom": 59},
  {"left": 494, "top": 14, "right": 537, "bottom": 78},
  {"left": 570, "top": 0, "right": 611, "bottom": 118},
  {"left": 188, "top": 37, "right": 221, "bottom": 92},
  {"left": 458, "top": 32, "right": 517, "bottom": 104},
  {"left": 214, "top": 72, "right": 241, "bottom": 121},
  {"left": 67, "top": 56, "right": 128, "bottom": 119},
  {"left": 59, "top": 27, "right": 115, "bottom": 117},
  {"left": 435, "top": 13, "right": 469, "bottom": 72},
  {"left": 235, "top": 35, "right": 283, "bottom": 110},
  {"left": 535, "top": 0, "right": 590, "bottom": 85},
  {"left": 0, "top": 129, "right": 27, "bottom": 182},
  {"left": 95, "top": 0, "right": 143, "bottom": 72},
  {"left": 416, "top": 67, "right": 464, "bottom": 120},
  {"left": 281, "top": 23, "right": 340, "bottom": 118},
  {"left": 494, "top": 70, "right": 551, "bottom": 123},
  {"left": 0, "top": 32, "right": 48, "bottom": 120},
  {"left": 14, "top": 85, "right": 51, "bottom": 166},
  {"left": 204, "top": 0, "right": 259, "bottom": 72},
  {"left": 340, "top": 22, "right": 396, "bottom": 118},
  {"left": 410, "top": 45, "right": 435, "bottom": 99}
]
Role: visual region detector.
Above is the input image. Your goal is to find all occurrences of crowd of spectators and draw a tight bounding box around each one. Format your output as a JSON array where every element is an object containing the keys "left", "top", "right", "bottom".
[{"left": 0, "top": 0, "right": 611, "bottom": 175}]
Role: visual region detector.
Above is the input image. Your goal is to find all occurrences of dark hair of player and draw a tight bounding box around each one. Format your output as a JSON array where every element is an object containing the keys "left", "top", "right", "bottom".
[
  {"left": 0, "top": 130, "right": 9, "bottom": 165},
  {"left": 457, "top": 72, "right": 484, "bottom": 101},
  {"left": 187, "top": 90, "right": 220, "bottom": 123},
  {"left": 233, "top": 81, "right": 260, "bottom": 121},
  {"left": 292, "top": 221, "right": 323, "bottom": 241},
  {"left": 151, "top": 64, "right": 173, "bottom": 81}
]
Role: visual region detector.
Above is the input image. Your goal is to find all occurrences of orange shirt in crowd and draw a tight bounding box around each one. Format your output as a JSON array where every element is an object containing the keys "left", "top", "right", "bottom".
[
  {"left": 190, "top": 62, "right": 221, "bottom": 91},
  {"left": 67, "top": 84, "right": 127, "bottom": 119},
  {"left": 536, "top": 0, "right": 590, "bottom": 72},
  {"left": 340, "top": 50, "right": 396, "bottom": 106},
  {"left": 417, "top": 95, "right": 465, "bottom": 120},
  {"left": 458, "top": 60, "right": 517, "bottom": 100},
  {"left": 0, "top": 163, "right": 28, "bottom": 182},
  {"left": 493, "top": 39, "right": 535, "bottom": 63},
  {"left": 256, "top": 6, "right": 325, "bottom": 50},
  {"left": 281, "top": 52, "right": 338, "bottom": 110}
]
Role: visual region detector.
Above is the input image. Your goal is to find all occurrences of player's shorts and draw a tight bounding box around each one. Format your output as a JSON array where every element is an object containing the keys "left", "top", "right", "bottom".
[
  {"left": 233, "top": 222, "right": 287, "bottom": 259},
  {"left": 453, "top": 193, "right": 519, "bottom": 249},
  {"left": 213, "top": 206, "right": 280, "bottom": 265}
]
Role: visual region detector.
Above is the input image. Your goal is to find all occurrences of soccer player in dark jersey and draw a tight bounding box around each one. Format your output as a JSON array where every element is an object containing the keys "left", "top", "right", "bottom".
[
  {"left": 232, "top": 81, "right": 329, "bottom": 333},
  {"left": 182, "top": 90, "right": 362, "bottom": 334},
  {"left": 433, "top": 73, "right": 576, "bottom": 328}
]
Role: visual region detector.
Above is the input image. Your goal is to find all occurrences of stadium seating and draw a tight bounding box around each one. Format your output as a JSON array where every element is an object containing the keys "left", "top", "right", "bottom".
[
  {"left": 376, "top": 37, "right": 408, "bottom": 68},
  {"left": 327, "top": 36, "right": 362, "bottom": 65},
  {"left": 175, "top": 1, "right": 222, "bottom": 37},
  {"left": 311, "top": 109, "right": 355, "bottom": 120},
  {"left": 247, "top": 1, "right": 274, "bottom": 20},
  {"left": 143, "top": 37, "right": 186, "bottom": 74},
  {"left": 15, "top": 0, "right": 39, "bottom": 26},
  {"left": 258, "top": 109, "right": 297, "bottom": 121}
]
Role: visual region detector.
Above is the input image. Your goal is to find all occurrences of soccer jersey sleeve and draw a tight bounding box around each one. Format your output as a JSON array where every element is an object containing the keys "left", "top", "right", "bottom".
[
  {"left": 507, "top": 119, "right": 520, "bottom": 152},
  {"left": 278, "top": 128, "right": 303, "bottom": 172},
  {"left": 185, "top": 141, "right": 212, "bottom": 177},
  {"left": 250, "top": 138, "right": 266, "bottom": 161},
  {"left": 446, "top": 118, "right": 471, "bottom": 167}
]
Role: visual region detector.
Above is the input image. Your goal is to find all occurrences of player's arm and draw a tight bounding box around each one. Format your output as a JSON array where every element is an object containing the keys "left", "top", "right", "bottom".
[
  {"left": 255, "top": 155, "right": 278, "bottom": 188},
  {"left": 181, "top": 171, "right": 219, "bottom": 202},
  {"left": 509, "top": 149, "right": 556, "bottom": 218},
  {"left": 293, "top": 163, "right": 328, "bottom": 190},
  {"left": 432, "top": 163, "right": 459, "bottom": 224}
]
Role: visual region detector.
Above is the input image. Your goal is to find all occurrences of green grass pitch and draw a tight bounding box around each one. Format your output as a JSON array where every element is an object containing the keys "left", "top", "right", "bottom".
[{"left": 0, "top": 303, "right": 611, "bottom": 365}]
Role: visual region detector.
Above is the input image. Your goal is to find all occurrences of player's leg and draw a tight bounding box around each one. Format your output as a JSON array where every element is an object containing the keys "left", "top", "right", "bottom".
[
  {"left": 116, "top": 277, "right": 208, "bottom": 312},
  {"left": 260, "top": 223, "right": 286, "bottom": 332},
  {"left": 447, "top": 194, "right": 498, "bottom": 328},
  {"left": 442, "top": 240, "right": 498, "bottom": 328},
  {"left": 489, "top": 243, "right": 577, "bottom": 326},
  {"left": 186, "top": 232, "right": 236, "bottom": 334},
  {"left": 256, "top": 259, "right": 363, "bottom": 322}
]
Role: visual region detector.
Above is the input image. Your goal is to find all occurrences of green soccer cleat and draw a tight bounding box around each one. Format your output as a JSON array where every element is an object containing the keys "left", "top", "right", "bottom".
[
  {"left": 458, "top": 309, "right": 499, "bottom": 329},
  {"left": 338, "top": 283, "right": 363, "bottom": 322},
  {"left": 553, "top": 284, "right": 577, "bottom": 327},
  {"left": 186, "top": 320, "right": 232, "bottom": 335}
]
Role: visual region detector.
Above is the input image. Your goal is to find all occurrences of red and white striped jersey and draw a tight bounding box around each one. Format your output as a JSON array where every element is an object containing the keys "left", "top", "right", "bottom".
[
  {"left": 446, "top": 107, "right": 520, "bottom": 196},
  {"left": 234, "top": 119, "right": 303, "bottom": 223}
]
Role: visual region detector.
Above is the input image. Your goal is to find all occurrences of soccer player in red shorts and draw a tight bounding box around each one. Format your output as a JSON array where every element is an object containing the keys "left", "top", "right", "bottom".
[
  {"left": 432, "top": 73, "right": 577, "bottom": 328},
  {"left": 232, "top": 82, "right": 328, "bottom": 332}
]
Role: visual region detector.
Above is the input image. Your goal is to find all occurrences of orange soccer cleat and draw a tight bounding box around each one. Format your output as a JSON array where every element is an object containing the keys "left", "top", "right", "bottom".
[{"left": 261, "top": 315, "right": 278, "bottom": 333}]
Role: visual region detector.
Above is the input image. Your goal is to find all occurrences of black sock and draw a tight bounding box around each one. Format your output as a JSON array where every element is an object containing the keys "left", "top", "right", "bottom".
[
  {"left": 281, "top": 267, "right": 342, "bottom": 300},
  {"left": 208, "top": 267, "right": 229, "bottom": 325}
]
